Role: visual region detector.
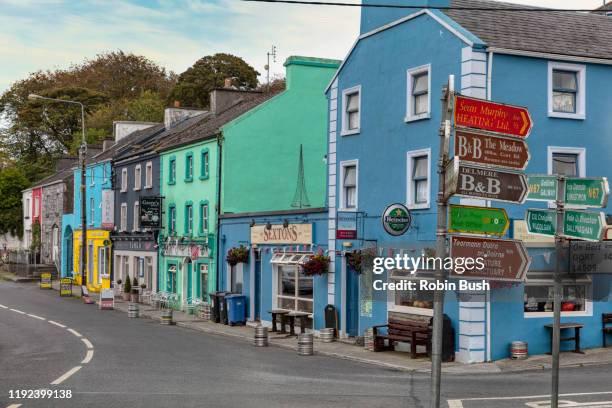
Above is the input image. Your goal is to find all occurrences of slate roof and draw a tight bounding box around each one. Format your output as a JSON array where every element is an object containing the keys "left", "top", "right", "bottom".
[
  {"left": 446, "top": 0, "right": 612, "bottom": 62},
  {"left": 31, "top": 166, "right": 74, "bottom": 188},
  {"left": 154, "top": 92, "right": 278, "bottom": 152},
  {"left": 85, "top": 123, "right": 164, "bottom": 165}
]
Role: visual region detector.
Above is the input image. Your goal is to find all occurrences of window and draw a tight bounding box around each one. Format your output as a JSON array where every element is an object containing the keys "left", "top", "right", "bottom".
[
  {"left": 548, "top": 147, "right": 585, "bottom": 177},
  {"left": 145, "top": 256, "right": 153, "bottom": 289},
  {"left": 98, "top": 246, "right": 108, "bottom": 278},
  {"left": 185, "top": 203, "right": 193, "bottom": 234},
  {"left": 145, "top": 161, "right": 153, "bottom": 189},
  {"left": 340, "top": 161, "right": 358, "bottom": 210},
  {"left": 25, "top": 198, "right": 30, "bottom": 217},
  {"left": 102, "top": 166, "right": 108, "bottom": 183},
  {"left": 230, "top": 264, "right": 243, "bottom": 294},
  {"left": 121, "top": 168, "right": 128, "bottom": 192},
  {"left": 134, "top": 165, "right": 141, "bottom": 190},
  {"left": 34, "top": 198, "right": 39, "bottom": 217},
  {"left": 407, "top": 149, "right": 431, "bottom": 209},
  {"left": 524, "top": 271, "right": 592, "bottom": 317},
  {"left": 185, "top": 153, "right": 193, "bottom": 181},
  {"left": 199, "top": 202, "right": 209, "bottom": 235},
  {"left": 388, "top": 269, "right": 434, "bottom": 316},
  {"left": 123, "top": 256, "right": 130, "bottom": 281},
  {"left": 341, "top": 85, "right": 361, "bottom": 135},
  {"left": 120, "top": 203, "right": 127, "bottom": 231},
  {"left": 200, "top": 263, "right": 209, "bottom": 300},
  {"left": 168, "top": 158, "right": 176, "bottom": 184},
  {"left": 276, "top": 264, "right": 313, "bottom": 314},
  {"left": 133, "top": 201, "right": 139, "bottom": 231},
  {"left": 89, "top": 198, "right": 95, "bottom": 224},
  {"left": 168, "top": 205, "right": 176, "bottom": 234},
  {"left": 548, "top": 62, "right": 586, "bottom": 119},
  {"left": 200, "top": 150, "right": 209, "bottom": 179},
  {"left": 89, "top": 169, "right": 95, "bottom": 186},
  {"left": 406, "top": 64, "right": 431, "bottom": 121},
  {"left": 167, "top": 264, "right": 177, "bottom": 293}
]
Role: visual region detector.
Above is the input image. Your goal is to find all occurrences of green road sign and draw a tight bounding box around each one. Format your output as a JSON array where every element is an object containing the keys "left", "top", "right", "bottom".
[
  {"left": 525, "top": 208, "right": 557, "bottom": 236},
  {"left": 562, "top": 210, "right": 606, "bottom": 242},
  {"left": 448, "top": 205, "right": 509, "bottom": 236},
  {"left": 527, "top": 175, "right": 558, "bottom": 202},
  {"left": 565, "top": 177, "right": 609, "bottom": 208}
]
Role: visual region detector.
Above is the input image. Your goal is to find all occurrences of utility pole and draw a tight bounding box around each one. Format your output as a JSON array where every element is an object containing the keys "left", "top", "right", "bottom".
[
  {"left": 430, "top": 75, "right": 454, "bottom": 408},
  {"left": 265, "top": 45, "right": 277, "bottom": 92}
]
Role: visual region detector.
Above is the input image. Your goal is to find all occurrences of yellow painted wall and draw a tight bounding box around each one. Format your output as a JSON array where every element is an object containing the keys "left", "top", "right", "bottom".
[{"left": 73, "top": 229, "right": 111, "bottom": 293}]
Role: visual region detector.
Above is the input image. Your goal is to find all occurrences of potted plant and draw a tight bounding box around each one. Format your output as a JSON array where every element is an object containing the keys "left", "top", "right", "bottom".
[
  {"left": 131, "top": 276, "right": 139, "bottom": 303},
  {"left": 302, "top": 254, "right": 330, "bottom": 276},
  {"left": 122, "top": 275, "right": 132, "bottom": 301},
  {"left": 226, "top": 245, "right": 249, "bottom": 266}
]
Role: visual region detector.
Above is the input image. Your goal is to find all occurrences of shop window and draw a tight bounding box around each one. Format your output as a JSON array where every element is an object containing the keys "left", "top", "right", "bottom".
[
  {"left": 145, "top": 161, "right": 153, "bottom": 189},
  {"left": 98, "top": 246, "right": 108, "bottom": 279},
  {"left": 167, "top": 264, "right": 177, "bottom": 293},
  {"left": 341, "top": 85, "right": 361, "bottom": 136},
  {"left": 185, "top": 152, "right": 194, "bottom": 182},
  {"left": 276, "top": 264, "right": 313, "bottom": 314},
  {"left": 387, "top": 269, "right": 434, "bottom": 316},
  {"left": 406, "top": 64, "right": 431, "bottom": 122},
  {"left": 200, "top": 150, "right": 209, "bottom": 179},
  {"left": 145, "top": 257, "right": 153, "bottom": 290},
  {"left": 340, "top": 160, "right": 358, "bottom": 211},
  {"left": 168, "top": 157, "right": 176, "bottom": 185},
  {"left": 200, "top": 263, "right": 209, "bottom": 300},
  {"left": 407, "top": 149, "right": 431, "bottom": 209},
  {"left": 524, "top": 271, "right": 592, "bottom": 317},
  {"left": 230, "top": 264, "right": 243, "bottom": 294},
  {"left": 548, "top": 62, "right": 585, "bottom": 119},
  {"left": 134, "top": 165, "right": 142, "bottom": 191}
]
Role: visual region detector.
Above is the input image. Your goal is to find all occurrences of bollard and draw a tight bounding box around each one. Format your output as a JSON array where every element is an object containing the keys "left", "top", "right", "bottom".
[
  {"left": 253, "top": 326, "right": 269, "bottom": 347},
  {"left": 128, "top": 302, "right": 139, "bottom": 318},
  {"left": 297, "top": 332, "right": 314, "bottom": 356},
  {"left": 319, "top": 327, "right": 335, "bottom": 343},
  {"left": 160, "top": 309, "right": 174, "bottom": 325}
]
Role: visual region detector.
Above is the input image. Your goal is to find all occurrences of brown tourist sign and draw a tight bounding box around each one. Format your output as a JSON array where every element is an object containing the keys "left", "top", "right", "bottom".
[
  {"left": 449, "top": 236, "right": 531, "bottom": 282},
  {"left": 455, "top": 130, "right": 530, "bottom": 171}
]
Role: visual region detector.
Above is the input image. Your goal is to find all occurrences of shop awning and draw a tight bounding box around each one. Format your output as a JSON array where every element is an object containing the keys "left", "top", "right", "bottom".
[{"left": 271, "top": 252, "right": 311, "bottom": 265}]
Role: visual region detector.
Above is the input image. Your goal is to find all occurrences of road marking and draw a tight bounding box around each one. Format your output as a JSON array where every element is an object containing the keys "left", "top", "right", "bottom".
[
  {"left": 81, "top": 337, "right": 93, "bottom": 349},
  {"left": 81, "top": 349, "right": 94, "bottom": 364},
  {"left": 448, "top": 391, "right": 612, "bottom": 407},
  {"left": 9, "top": 308, "right": 25, "bottom": 314},
  {"left": 6, "top": 404, "right": 23, "bottom": 408},
  {"left": 48, "top": 320, "right": 66, "bottom": 328},
  {"left": 448, "top": 400, "right": 463, "bottom": 408},
  {"left": 50, "top": 365, "right": 82, "bottom": 385},
  {"left": 0, "top": 303, "right": 8, "bottom": 308},
  {"left": 67, "top": 328, "right": 82, "bottom": 337},
  {"left": 27, "top": 313, "right": 45, "bottom": 320}
]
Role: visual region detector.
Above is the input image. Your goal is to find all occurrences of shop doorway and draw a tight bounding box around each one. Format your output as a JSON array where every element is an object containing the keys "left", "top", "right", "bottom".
[
  {"left": 63, "top": 226, "right": 73, "bottom": 278},
  {"left": 346, "top": 267, "right": 359, "bottom": 336},
  {"left": 184, "top": 259, "right": 193, "bottom": 304},
  {"left": 254, "top": 250, "right": 261, "bottom": 320}
]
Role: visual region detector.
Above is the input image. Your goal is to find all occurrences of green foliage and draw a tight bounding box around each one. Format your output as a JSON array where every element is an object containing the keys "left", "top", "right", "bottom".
[
  {"left": 124, "top": 274, "right": 132, "bottom": 293},
  {"left": 31, "top": 222, "right": 41, "bottom": 253},
  {"left": 226, "top": 245, "right": 249, "bottom": 266},
  {"left": 0, "top": 167, "right": 30, "bottom": 237},
  {"left": 132, "top": 275, "right": 138, "bottom": 287},
  {"left": 169, "top": 53, "right": 259, "bottom": 109}
]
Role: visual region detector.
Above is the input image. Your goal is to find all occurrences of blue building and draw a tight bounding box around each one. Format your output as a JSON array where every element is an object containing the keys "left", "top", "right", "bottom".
[{"left": 327, "top": 0, "right": 612, "bottom": 362}]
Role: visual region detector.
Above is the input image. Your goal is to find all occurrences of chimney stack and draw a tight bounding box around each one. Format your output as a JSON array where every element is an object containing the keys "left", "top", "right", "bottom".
[
  {"left": 174, "top": 100, "right": 181, "bottom": 108},
  {"left": 224, "top": 78, "right": 233, "bottom": 88}
]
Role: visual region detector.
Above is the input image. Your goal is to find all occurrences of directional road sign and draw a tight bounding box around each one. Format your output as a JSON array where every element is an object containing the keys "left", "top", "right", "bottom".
[
  {"left": 527, "top": 175, "right": 558, "bottom": 202},
  {"left": 454, "top": 95, "right": 532, "bottom": 138},
  {"left": 571, "top": 241, "right": 612, "bottom": 274},
  {"left": 525, "top": 208, "right": 557, "bottom": 236},
  {"left": 455, "top": 130, "right": 530, "bottom": 170},
  {"left": 448, "top": 205, "right": 509, "bottom": 236},
  {"left": 449, "top": 236, "right": 531, "bottom": 282},
  {"left": 565, "top": 177, "right": 609, "bottom": 208},
  {"left": 562, "top": 210, "right": 606, "bottom": 242},
  {"left": 444, "top": 158, "right": 528, "bottom": 204}
]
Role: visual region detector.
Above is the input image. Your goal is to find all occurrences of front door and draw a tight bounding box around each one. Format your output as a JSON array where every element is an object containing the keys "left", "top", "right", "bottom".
[
  {"left": 87, "top": 243, "right": 94, "bottom": 286},
  {"left": 185, "top": 261, "right": 193, "bottom": 304},
  {"left": 255, "top": 250, "right": 261, "bottom": 320},
  {"left": 346, "top": 267, "right": 359, "bottom": 336}
]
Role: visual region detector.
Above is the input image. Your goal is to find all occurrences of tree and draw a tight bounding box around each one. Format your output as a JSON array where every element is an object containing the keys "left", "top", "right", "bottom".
[
  {"left": 169, "top": 53, "right": 259, "bottom": 109},
  {"left": 0, "top": 167, "right": 30, "bottom": 237}
]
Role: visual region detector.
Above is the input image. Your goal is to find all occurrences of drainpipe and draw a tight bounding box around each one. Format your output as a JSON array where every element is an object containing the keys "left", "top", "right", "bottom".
[{"left": 215, "top": 132, "right": 223, "bottom": 293}]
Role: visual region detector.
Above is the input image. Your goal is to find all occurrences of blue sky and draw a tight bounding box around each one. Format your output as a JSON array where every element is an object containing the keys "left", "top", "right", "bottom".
[{"left": 0, "top": 0, "right": 606, "bottom": 94}]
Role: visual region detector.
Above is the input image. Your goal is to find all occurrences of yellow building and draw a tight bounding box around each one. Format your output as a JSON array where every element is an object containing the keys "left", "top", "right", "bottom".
[{"left": 73, "top": 229, "right": 111, "bottom": 293}]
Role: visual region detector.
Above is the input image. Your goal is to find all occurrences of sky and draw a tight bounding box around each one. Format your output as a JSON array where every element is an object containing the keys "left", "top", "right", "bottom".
[{"left": 0, "top": 0, "right": 607, "bottom": 96}]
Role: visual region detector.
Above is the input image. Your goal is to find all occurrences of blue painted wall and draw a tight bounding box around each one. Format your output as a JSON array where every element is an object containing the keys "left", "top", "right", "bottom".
[{"left": 73, "top": 161, "right": 112, "bottom": 229}]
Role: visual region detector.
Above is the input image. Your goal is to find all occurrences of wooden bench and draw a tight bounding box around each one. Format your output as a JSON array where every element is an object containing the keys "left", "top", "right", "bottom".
[
  {"left": 544, "top": 322, "right": 584, "bottom": 354},
  {"left": 372, "top": 313, "right": 431, "bottom": 359},
  {"left": 603, "top": 313, "right": 612, "bottom": 347}
]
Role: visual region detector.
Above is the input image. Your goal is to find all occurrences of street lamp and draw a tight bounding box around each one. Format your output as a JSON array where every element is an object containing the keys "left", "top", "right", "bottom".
[{"left": 28, "top": 94, "right": 89, "bottom": 293}]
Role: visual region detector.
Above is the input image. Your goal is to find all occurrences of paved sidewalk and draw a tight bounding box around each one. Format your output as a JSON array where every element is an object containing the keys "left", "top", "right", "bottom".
[{"left": 5, "top": 272, "right": 612, "bottom": 375}]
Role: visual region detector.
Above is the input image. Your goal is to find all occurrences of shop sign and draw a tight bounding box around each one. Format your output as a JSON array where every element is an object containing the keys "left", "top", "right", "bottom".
[
  {"left": 448, "top": 205, "right": 509, "bottom": 236},
  {"left": 112, "top": 238, "right": 155, "bottom": 252},
  {"left": 526, "top": 175, "right": 558, "bottom": 202},
  {"left": 565, "top": 177, "right": 609, "bottom": 208},
  {"left": 101, "top": 190, "right": 114, "bottom": 229},
  {"left": 99, "top": 288, "right": 114, "bottom": 310},
  {"left": 140, "top": 197, "right": 162, "bottom": 229},
  {"left": 382, "top": 203, "right": 412, "bottom": 236},
  {"left": 163, "top": 240, "right": 210, "bottom": 258},
  {"left": 455, "top": 130, "right": 529, "bottom": 171},
  {"left": 337, "top": 211, "right": 358, "bottom": 239},
  {"left": 513, "top": 220, "right": 555, "bottom": 247},
  {"left": 571, "top": 241, "right": 612, "bottom": 274},
  {"left": 454, "top": 95, "right": 532, "bottom": 138},
  {"left": 40, "top": 272, "right": 52, "bottom": 289},
  {"left": 251, "top": 224, "right": 312, "bottom": 245},
  {"left": 59, "top": 278, "right": 72, "bottom": 297}
]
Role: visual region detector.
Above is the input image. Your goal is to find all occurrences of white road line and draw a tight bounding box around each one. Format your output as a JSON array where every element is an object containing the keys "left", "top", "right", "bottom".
[
  {"left": 81, "top": 349, "right": 94, "bottom": 364},
  {"left": 456, "top": 391, "right": 612, "bottom": 402},
  {"left": 9, "top": 308, "right": 25, "bottom": 314},
  {"left": 6, "top": 403, "right": 23, "bottom": 408},
  {"left": 448, "top": 400, "right": 464, "bottom": 408},
  {"left": 27, "top": 313, "right": 45, "bottom": 320},
  {"left": 50, "top": 365, "right": 82, "bottom": 385},
  {"left": 0, "top": 303, "right": 8, "bottom": 308},
  {"left": 81, "top": 337, "right": 93, "bottom": 349},
  {"left": 48, "top": 320, "right": 66, "bottom": 328},
  {"left": 67, "top": 328, "right": 82, "bottom": 337}
]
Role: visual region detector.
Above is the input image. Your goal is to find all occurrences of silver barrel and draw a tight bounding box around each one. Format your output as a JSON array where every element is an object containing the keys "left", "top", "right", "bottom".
[
  {"left": 297, "top": 332, "right": 314, "bottom": 356},
  {"left": 199, "top": 303, "right": 211, "bottom": 320},
  {"left": 253, "top": 326, "right": 269, "bottom": 347},
  {"left": 319, "top": 328, "right": 335, "bottom": 343},
  {"left": 160, "top": 309, "right": 174, "bottom": 325},
  {"left": 364, "top": 328, "right": 374, "bottom": 351},
  {"left": 128, "top": 302, "right": 139, "bottom": 318}
]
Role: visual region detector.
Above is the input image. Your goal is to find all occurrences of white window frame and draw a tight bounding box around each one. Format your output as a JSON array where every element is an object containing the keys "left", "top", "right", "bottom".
[
  {"left": 272, "top": 262, "right": 314, "bottom": 314},
  {"left": 120, "top": 203, "right": 127, "bottom": 232},
  {"left": 405, "top": 64, "right": 432, "bottom": 122},
  {"left": 25, "top": 198, "right": 30, "bottom": 217},
  {"left": 340, "top": 85, "right": 361, "bottom": 136},
  {"left": 338, "top": 159, "right": 358, "bottom": 212},
  {"left": 524, "top": 271, "right": 593, "bottom": 318},
  {"left": 547, "top": 146, "right": 586, "bottom": 177},
  {"left": 145, "top": 161, "right": 153, "bottom": 189},
  {"left": 98, "top": 246, "right": 109, "bottom": 279},
  {"left": 406, "top": 149, "right": 431, "bottom": 210},
  {"left": 548, "top": 61, "right": 586, "bottom": 120},
  {"left": 134, "top": 165, "right": 142, "bottom": 191},
  {"left": 89, "top": 197, "right": 95, "bottom": 225},
  {"left": 89, "top": 168, "right": 95, "bottom": 187},
  {"left": 121, "top": 168, "right": 128, "bottom": 192},
  {"left": 34, "top": 198, "right": 39, "bottom": 217},
  {"left": 133, "top": 201, "right": 139, "bottom": 232}
]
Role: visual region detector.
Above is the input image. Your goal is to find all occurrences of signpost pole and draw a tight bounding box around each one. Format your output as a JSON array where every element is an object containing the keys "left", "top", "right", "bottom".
[
  {"left": 551, "top": 176, "right": 565, "bottom": 408},
  {"left": 430, "top": 75, "right": 453, "bottom": 408}
]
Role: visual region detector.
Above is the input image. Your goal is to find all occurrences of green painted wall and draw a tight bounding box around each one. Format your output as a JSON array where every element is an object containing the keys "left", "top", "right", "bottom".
[
  {"left": 221, "top": 56, "right": 340, "bottom": 214},
  {"left": 159, "top": 138, "right": 218, "bottom": 304}
]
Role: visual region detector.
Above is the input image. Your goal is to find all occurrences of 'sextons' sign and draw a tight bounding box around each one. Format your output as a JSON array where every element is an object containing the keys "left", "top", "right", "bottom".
[
  {"left": 454, "top": 95, "right": 532, "bottom": 138},
  {"left": 251, "top": 224, "right": 312, "bottom": 245}
]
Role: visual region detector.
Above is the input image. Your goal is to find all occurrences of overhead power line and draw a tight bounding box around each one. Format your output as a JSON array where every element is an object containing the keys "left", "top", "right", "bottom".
[{"left": 240, "top": 0, "right": 608, "bottom": 13}]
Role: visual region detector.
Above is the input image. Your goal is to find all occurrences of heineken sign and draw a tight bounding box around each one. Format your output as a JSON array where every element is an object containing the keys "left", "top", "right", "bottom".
[
  {"left": 382, "top": 203, "right": 412, "bottom": 236},
  {"left": 565, "top": 177, "right": 609, "bottom": 208}
]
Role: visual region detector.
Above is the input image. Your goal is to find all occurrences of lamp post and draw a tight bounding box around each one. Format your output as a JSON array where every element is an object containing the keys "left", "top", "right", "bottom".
[{"left": 28, "top": 94, "right": 88, "bottom": 292}]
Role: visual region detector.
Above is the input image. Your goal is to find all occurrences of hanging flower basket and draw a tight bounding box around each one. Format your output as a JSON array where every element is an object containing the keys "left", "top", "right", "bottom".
[
  {"left": 346, "top": 250, "right": 363, "bottom": 274},
  {"left": 302, "top": 254, "right": 330, "bottom": 276},
  {"left": 226, "top": 245, "right": 249, "bottom": 266}
]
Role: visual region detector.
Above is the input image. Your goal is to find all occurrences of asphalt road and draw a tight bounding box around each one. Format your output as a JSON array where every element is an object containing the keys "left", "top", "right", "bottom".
[{"left": 1, "top": 281, "right": 611, "bottom": 408}]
